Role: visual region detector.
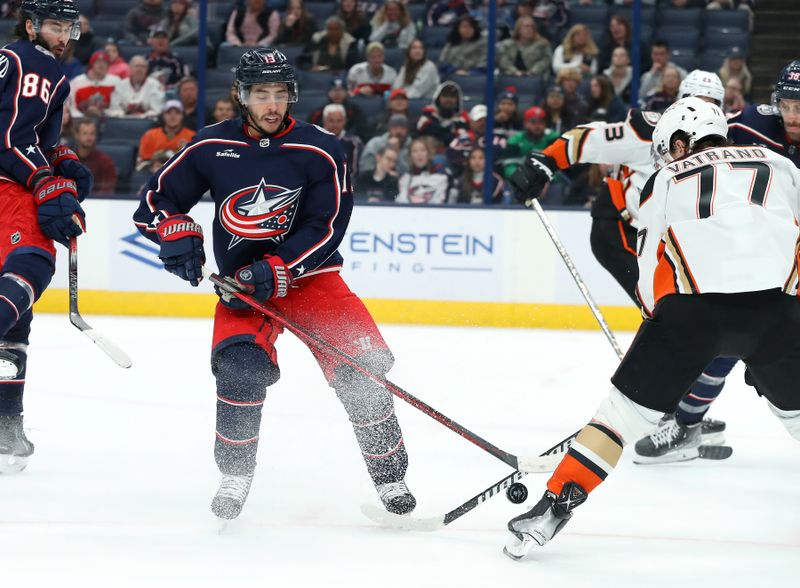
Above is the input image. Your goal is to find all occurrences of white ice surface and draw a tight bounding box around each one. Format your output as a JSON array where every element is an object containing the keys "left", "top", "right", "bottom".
[{"left": 1, "top": 315, "right": 797, "bottom": 587}]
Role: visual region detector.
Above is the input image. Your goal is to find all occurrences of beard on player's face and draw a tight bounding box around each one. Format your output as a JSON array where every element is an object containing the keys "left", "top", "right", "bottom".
[{"left": 248, "top": 103, "right": 288, "bottom": 134}]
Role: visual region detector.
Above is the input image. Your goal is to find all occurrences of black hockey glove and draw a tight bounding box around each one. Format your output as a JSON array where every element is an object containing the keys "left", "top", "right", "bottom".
[
  {"left": 48, "top": 146, "right": 94, "bottom": 201},
  {"left": 157, "top": 214, "right": 205, "bottom": 286},
  {"left": 508, "top": 152, "right": 558, "bottom": 205},
  {"left": 219, "top": 255, "right": 292, "bottom": 309},
  {"left": 32, "top": 175, "right": 86, "bottom": 246}
]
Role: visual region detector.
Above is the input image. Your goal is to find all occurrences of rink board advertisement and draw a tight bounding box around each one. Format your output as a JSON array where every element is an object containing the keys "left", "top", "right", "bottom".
[{"left": 37, "top": 199, "right": 641, "bottom": 330}]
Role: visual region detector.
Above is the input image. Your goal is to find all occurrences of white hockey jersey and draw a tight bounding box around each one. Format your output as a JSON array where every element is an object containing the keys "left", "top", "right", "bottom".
[
  {"left": 636, "top": 145, "right": 800, "bottom": 316},
  {"left": 542, "top": 108, "right": 660, "bottom": 223}
]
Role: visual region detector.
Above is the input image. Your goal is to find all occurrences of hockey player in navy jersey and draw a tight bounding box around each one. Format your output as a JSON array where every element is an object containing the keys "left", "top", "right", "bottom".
[
  {"left": 0, "top": 1, "right": 92, "bottom": 474},
  {"left": 727, "top": 60, "right": 800, "bottom": 168},
  {"left": 133, "top": 47, "right": 415, "bottom": 520}
]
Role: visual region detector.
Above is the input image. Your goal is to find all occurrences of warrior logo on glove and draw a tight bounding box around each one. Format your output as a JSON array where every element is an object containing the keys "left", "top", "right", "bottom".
[{"left": 219, "top": 177, "right": 302, "bottom": 250}]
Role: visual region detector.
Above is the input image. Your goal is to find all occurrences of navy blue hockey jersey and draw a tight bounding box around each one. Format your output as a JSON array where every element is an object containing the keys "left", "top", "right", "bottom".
[
  {"left": 0, "top": 40, "right": 70, "bottom": 187},
  {"left": 133, "top": 117, "right": 354, "bottom": 279},
  {"left": 727, "top": 104, "right": 800, "bottom": 168}
]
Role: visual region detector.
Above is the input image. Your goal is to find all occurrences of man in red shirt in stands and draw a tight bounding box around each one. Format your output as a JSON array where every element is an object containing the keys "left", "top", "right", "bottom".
[
  {"left": 69, "top": 49, "right": 120, "bottom": 118},
  {"left": 73, "top": 119, "right": 117, "bottom": 194}
]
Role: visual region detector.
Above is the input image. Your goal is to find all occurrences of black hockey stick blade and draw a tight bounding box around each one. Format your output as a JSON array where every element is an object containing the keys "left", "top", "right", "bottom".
[
  {"left": 360, "top": 430, "right": 578, "bottom": 532},
  {"left": 698, "top": 445, "right": 733, "bottom": 460},
  {"left": 69, "top": 238, "right": 132, "bottom": 368}
]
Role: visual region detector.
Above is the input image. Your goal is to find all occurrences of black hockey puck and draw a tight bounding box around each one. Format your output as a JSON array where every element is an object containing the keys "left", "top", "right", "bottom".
[{"left": 506, "top": 482, "right": 528, "bottom": 504}]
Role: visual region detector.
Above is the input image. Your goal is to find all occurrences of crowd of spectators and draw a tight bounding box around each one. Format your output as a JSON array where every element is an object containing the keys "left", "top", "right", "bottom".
[{"left": 0, "top": 0, "right": 754, "bottom": 205}]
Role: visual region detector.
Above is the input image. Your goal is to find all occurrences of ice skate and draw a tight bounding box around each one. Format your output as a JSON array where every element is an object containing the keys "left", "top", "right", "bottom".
[
  {"left": 0, "top": 415, "right": 34, "bottom": 474},
  {"left": 504, "top": 482, "right": 586, "bottom": 560},
  {"left": 211, "top": 473, "right": 254, "bottom": 521},
  {"left": 376, "top": 480, "right": 416, "bottom": 515},
  {"left": 633, "top": 417, "right": 701, "bottom": 464},
  {"left": 700, "top": 417, "right": 726, "bottom": 446}
]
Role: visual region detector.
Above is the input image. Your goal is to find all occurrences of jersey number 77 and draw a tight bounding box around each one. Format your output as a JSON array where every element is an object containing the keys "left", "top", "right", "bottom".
[{"left": 673, "top": 162, "right": 773, "bottom": 219}]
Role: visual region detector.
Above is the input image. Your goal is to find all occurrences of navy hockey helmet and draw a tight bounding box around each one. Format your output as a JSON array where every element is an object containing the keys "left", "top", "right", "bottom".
[
  {"left": 773, "top": 60, "right": 800, "bottom": 104},
  {"left": 234, "top": 47, "right": 298, "bottom": 105},
  {"left": 20, "top": 0, "right": 81, "bottom": 40}
]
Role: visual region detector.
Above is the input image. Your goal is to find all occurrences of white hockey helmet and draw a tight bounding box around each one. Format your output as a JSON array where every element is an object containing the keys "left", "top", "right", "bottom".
[
  {"left": 679, "top": 70, "right": 724, "bottom": 105},
  {"left": 651, "top": 97, "right": 728, "bottom": 167}
]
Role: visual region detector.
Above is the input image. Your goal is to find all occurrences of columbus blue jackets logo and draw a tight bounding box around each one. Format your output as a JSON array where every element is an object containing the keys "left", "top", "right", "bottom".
[{"left": 219, "top": 177, "right": 301, "bottom": 249}]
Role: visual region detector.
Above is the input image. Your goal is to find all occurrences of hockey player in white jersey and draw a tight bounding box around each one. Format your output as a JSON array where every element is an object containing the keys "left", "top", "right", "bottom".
[
  {"left": 509, "top": 71, "right": 734, "bottom": 462},
  {"left": 504, "top": 97, "right": 800, "bottom": 560}
]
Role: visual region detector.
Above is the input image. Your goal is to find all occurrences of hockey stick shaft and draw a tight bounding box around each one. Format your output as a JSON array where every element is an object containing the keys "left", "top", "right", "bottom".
[
  {"left": 203, "top": 267, "right": 520, "bottom": 469},
  {"left": 68, "top": 238, "right": 132, "bottom": 368},
  {"left": 528, "top": 200, "right": 624, "bottom": 360}
]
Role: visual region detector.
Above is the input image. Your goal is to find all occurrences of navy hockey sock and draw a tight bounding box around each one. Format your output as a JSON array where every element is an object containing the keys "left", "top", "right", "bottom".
[
  {"left": 677, "top": 356, "right": 738, "bottom": 426},
  {"left": 212, "top": 344, "right": 279, "bottom": 475},
  {"left": 333, "top": 361, "right": 408, "bottom": 486},
  {"left": 0, "top": 253, "right": 53, "bottom": 339}
]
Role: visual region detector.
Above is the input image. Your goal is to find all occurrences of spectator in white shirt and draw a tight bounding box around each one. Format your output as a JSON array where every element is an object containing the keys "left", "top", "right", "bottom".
[
  {"left": 347, "top": 41, "right": 397, "bottom": 97},
  {"left": 107, "top": 55, "right": 165, "bottom": 120},
  {"left": 552, "top": 23, "right": 598, "bottom": 77}
]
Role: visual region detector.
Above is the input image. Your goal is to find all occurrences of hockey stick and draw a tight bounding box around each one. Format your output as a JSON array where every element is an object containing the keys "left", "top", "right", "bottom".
[
  {"left": 527, "top": 199, "right": 624, "bottom": 360},
  {"left": 68, "top": 237, "right": 132, "bottom": 368},
  {"left": 203, "top": 267, "right": 565, "bottom": 471},
  {"left": 360, "top": 430, "right": 578, "bottom": 532}
]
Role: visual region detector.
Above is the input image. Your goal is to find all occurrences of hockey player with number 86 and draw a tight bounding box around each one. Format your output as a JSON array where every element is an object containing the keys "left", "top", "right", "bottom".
[{"left": 0, "top": 0, "right": 93, "bottom": 474}]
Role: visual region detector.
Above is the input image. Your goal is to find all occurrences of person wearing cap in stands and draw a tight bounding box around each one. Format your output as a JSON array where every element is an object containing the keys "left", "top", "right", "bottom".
[
  {"left": 137, "top": 99, "right": 195, "bottom": 169},
  {"left": 719, "top": 46, "right": 752, "bottom": 96},
  {"left": 374, "top": 87, "right": 410, "bottom": 135},
  {"left": 447, "top": 104, "right": 506, "bottom": 179},
  {"left": 360, "top": 113, "right": 412, "bottom": 175},
  {"left": 309, "top": 77, "right": 368, "bottom": 139},
  {"left": 494, "top": 88, "right": 523, "bottom": 139},
  {"left": 69, "top": 49, "right": 121, "bottom": 118},
  {"left": 503, "top": 106, "right": 558, "bottom": 179},
  {"left": 147, "top": 26, "right": 187, "bottom": 88}
]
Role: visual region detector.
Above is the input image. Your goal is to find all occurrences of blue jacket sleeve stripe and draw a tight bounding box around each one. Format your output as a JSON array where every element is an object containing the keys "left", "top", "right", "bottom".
[
  {"left": 281, "top": 142, "right": 343, "bottom": 268},
  {"left": 727, "top": 121, "right": 783, "bottom": 149}
]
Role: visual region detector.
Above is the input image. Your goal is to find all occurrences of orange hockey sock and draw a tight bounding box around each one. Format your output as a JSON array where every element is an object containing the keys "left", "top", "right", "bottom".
[{"left": 547, "top": 420, "right": 624, "bottom": 496}]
